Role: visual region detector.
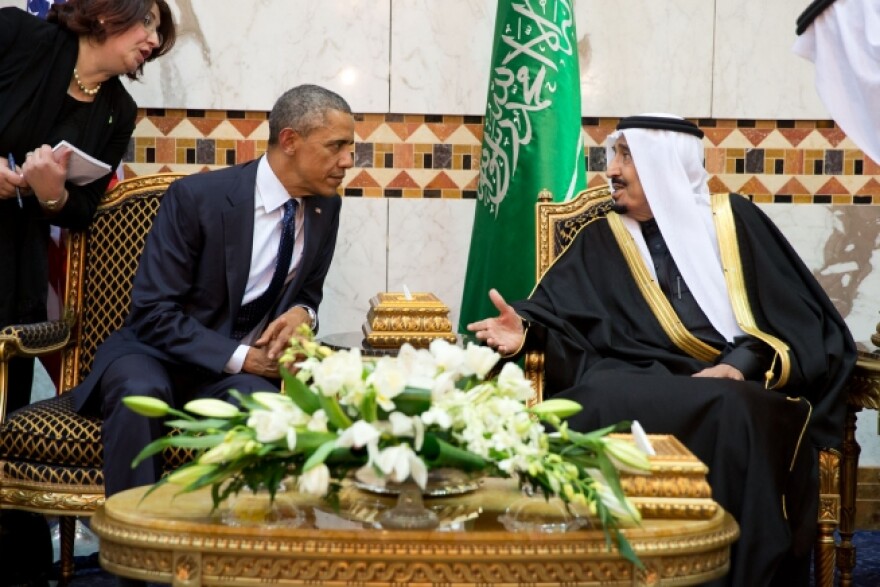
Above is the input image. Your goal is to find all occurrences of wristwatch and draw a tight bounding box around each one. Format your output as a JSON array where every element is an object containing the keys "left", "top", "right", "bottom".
[
  {"left": 298, "top": 305, "right": 317, "bottom": 329},
  {"left": 39, "top": 193, "right": 66, "bottom": 210}
]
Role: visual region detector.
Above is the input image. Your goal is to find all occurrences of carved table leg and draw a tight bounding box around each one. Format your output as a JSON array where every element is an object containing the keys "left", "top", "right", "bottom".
[
  {"left": 815, "top": 450, "right": 840, "bottom": 587},
  {"left": 58, "top": 516, "right": 77, "bottom": 584},
  {"left": 837, "top": 404, "right": 861, "bottom": 587}
]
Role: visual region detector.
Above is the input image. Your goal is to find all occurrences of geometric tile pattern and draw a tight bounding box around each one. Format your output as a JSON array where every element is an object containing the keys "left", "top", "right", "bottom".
[{"left": 124, "top": 110, "right": 880, "bottom": 205}]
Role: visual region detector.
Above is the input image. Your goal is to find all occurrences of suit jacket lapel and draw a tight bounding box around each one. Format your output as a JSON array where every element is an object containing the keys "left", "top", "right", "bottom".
[{"left": 222, "top": 162, "right": 260, "bottom": 317}]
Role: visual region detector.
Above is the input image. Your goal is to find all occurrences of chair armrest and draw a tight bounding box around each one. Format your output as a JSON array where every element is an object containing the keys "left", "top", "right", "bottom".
[
  {"left": 0, "top": 318, "right": 73, "bottom": 422},
  {"left": 0, "top": 319, "right": 72, "bottom": 359}
]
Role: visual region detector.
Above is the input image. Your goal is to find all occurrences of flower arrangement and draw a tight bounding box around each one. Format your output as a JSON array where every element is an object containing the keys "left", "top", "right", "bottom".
[{"left": 125, "top": 326, "right": 650, "bottom": 562}]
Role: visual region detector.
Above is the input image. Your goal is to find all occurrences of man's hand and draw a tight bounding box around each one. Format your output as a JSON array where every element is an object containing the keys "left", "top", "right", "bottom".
[
  {"left": 466, "top": 288, "right": 525, "bottom": 355},
  {"left": 692, "top": 364, "right": 744, "bottom": 381},
  {"left": 254, "top": 306, "right": 311, "bottom": 360},
  {"left": 242, "top": 346, "right": 280, "bottom": 378}
]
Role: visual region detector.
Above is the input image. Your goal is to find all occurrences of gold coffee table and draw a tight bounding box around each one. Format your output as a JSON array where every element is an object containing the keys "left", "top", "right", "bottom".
[{"left": 92, "top": 476, "right": 738, "bottom": 586}]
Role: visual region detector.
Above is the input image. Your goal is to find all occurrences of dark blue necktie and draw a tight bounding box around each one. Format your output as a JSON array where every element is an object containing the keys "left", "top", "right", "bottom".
[{"left": 232, "top": 199, "right": 298, "bottom": 340}]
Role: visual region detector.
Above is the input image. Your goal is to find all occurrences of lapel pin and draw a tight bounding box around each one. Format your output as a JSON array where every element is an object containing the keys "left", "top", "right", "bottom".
[{"left": 315, "top": 208, "right": 322, "bottom": 215}]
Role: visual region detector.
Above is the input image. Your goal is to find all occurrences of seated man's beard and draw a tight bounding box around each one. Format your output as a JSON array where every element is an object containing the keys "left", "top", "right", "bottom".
[{"left": 610, "top": 201, "right": 628, "bottom": 214}]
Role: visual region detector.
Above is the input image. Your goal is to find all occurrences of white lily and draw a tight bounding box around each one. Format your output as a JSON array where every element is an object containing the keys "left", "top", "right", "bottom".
[
  {"left": 603, "top": 437, "right": 652, "bottom": 474},
  {"left": 588, "top": 468, "right": 642, "bottom": 525},
  {"left": 306, "top": 409, "right": 329, "bottom": 432},
  {"left": 247, "top": 410, "right": 295, "bottom": 444},
  {"left": 420, "top": 405, "right": 452, "bottom": 430},
  {"left": 461, "top": 343, "right": 500, "bottom": 378},
  {"left": 386, "top": 412, "right": 425, "bottom": 451},
  {"left": 336, "top": 420, "right": 381, "bottom": 449},
  {"left": 310, "top": 348, "right": 364, "bottom": 396},
  {"left": 497, "top": 362, "right": 535, "bottom": 402},
  {"left": 429, "top": 338, "right": 465, "bottom": 373},
  {"left": 367, "top": 356, "right": 407, "bottom": 410},
  {"left": 198, "top": 437, "right": 250, "bottom": 464},
  {"left": 297, "top": 463, "right": 331, "bottom": 496},
  {"left": 184, "top": 398, "right": 240, "bottom": 419},
  {"left": 375, "top": 444, "right": 428, "bottom": 489},
  {"left": 122, "top": 396, "right": 170, "bottom": 418}
]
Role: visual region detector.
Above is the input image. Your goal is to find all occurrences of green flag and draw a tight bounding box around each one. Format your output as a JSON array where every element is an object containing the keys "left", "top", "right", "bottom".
[{"left": 459, "top": 0, "right": 586, "bottom": 331}]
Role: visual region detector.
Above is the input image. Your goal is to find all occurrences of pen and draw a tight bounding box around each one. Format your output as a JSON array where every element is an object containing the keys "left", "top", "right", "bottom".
[{"left": 6, "top": 153, "right": 22, "bottom": 209}]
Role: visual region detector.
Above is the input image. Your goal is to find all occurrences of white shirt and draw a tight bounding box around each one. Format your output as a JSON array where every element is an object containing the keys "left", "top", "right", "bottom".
[{"left": 225, "top": 156, "right": 306, "bottom": 373}]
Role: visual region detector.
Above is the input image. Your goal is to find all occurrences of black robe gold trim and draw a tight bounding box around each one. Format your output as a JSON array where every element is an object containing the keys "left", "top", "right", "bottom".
[
  {"left": 712, "top": 193, "right": 792, "bottom": 389},
  {"left": 608, "top": 211, "right": 721, "bottom": 364}
]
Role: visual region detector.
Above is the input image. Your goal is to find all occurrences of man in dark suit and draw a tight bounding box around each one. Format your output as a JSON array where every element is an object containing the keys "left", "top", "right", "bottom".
[{"left": 72, "top": 84, "right": 354, "bottom": 497}]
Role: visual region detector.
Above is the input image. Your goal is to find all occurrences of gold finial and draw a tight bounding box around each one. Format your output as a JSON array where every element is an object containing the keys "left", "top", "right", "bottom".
[{"left": 537, "top": 188, "right": 553, "bottom": 203}]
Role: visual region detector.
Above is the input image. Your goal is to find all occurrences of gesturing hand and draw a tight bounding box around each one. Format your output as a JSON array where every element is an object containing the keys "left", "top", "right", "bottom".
[{"left": 466, "top": 288, "right": 525, "bottom": 355}]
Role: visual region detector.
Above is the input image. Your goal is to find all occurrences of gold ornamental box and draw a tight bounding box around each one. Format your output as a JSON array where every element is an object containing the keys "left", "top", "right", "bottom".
[
  {"left": 616, "top": 434, "right": 718, "bottom": 520},
  {"left": 363, "top": 292, "right": 457, "bottom": 349}
]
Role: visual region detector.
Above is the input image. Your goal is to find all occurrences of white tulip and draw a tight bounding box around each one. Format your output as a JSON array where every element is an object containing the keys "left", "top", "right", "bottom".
[
  {"left": 396, "top": 344, "right": 439, "bottom": 381},
  {"left": 336, "top": 420, "right": 381, "bottom": 449},
  {"left": 247, "top": 410, "right": 295, "bottom": 444},
  {"left": 311, "top": 348, "right": 364, "bottom": 397},
  {"left": 375, "top": 444, "right": 428, "bottom": 489},
  {"left": 497, "top": 362, "right": 535, "bottom": 402},
  {"left": 461, "top": 343, "right": 500, "bottom": 378},
  {"left": 420, "top": 406, "right": 452, "bottom": 430},
  {"left": 388, "top": 411, "right": 415, "bottom": 437},
  {"left": 297, "top": 464, "right": 331, "bottom": 496},
  {"left": 367, "top": 356, "right": 407, "bottom": 410},
  {"left": 307, "top": 409, "right": 329, "bottom": 432},
  {"left": 429, "top": 339, "right": 465, "bottom": 373}
]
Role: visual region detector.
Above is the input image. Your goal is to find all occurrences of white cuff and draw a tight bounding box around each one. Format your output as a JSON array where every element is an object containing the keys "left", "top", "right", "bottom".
[{"left": 224, "top": 344, "right": 250, "bottom": 374}]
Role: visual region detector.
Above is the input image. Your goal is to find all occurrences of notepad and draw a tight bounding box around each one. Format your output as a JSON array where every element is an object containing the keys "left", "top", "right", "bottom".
[{"left": 53, "top": 140, "right": 112, "bottom": 186}]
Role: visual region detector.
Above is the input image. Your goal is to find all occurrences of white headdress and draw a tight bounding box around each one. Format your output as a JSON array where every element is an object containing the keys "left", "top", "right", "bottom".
[
  {"left": 793, "top": 0, "right": 880, "bottom": 164},
  {"left": 605, "top": 114, "right": 744, "bottom": 342}
]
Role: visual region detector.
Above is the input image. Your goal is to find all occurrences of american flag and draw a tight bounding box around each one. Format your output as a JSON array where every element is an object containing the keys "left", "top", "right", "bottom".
[{"left": 26, "top": 0, "right": 60, "bottom": 19}]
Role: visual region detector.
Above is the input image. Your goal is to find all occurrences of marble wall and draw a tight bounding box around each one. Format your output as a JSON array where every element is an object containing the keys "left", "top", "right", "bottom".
[{"left": 104, "top": 0, "right": 826, "bottom": 119}]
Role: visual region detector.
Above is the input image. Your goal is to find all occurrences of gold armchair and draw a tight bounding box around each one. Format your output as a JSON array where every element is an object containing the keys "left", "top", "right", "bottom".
[
  {"left": 0, "top": 173, "right": 187, "bottom": 583},
  {"left": 528, "top": 184, "right": 844, "bottom": 587}
]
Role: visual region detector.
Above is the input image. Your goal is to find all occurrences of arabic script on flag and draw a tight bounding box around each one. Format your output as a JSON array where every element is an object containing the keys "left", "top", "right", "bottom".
[{"left": 479, "top": 0, "right": 578, "bottom": 217}]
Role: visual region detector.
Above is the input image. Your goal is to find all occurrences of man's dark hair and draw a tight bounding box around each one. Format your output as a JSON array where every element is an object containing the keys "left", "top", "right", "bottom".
[{"left": 268, "top": 85, "right": 352, "bottom": 145}]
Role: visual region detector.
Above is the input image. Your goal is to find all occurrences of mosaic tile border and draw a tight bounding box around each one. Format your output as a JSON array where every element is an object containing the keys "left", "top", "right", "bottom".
[{"left": 123, "top": 112, "right": 880, "bottom": 205}]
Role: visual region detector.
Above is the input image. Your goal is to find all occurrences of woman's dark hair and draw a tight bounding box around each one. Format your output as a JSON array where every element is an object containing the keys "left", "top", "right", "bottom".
[{"left": 48, "top": 0, "right": 176, "bottom": 80}]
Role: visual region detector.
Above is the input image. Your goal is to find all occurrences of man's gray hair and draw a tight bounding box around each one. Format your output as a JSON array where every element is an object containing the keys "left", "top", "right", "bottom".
[{"left": 268, "top": 85, "right": 352, "bottom": 144}]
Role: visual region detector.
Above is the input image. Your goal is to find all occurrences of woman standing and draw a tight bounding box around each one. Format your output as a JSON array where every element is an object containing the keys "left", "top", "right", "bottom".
[{"left": 0, "top": 0, "right": 176, "bottom": 417}]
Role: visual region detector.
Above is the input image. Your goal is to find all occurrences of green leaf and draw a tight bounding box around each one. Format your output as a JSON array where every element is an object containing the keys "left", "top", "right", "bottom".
[
  {"left": 359, "top": 392, "right": 378, "bottom": 422},
  {"left": 228, "top": 389, "right": 268, "bottom": 412},
  {"left": 614, "top": 528, "right": 644, "bottom": 569},
  {"left": 280, "top": 366, "right": 321, "bottom": 414},
  {"left": 420, "top": 434, "right": 487, "bottom": 471},
  {"left": 164, "top": 418, "right": 231, "bottom": 432},
  {"left": 387, "top": 387, "right": 431, "bottom": 416},
  {"left": 295, "top": 431, "right": 338, "bottom": 452},
  {"left": 303, "top": 440, "right": 337, "bottom": 472},
  {"left": 319, "top": 393, "right": 353, "bottom": 430}
]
